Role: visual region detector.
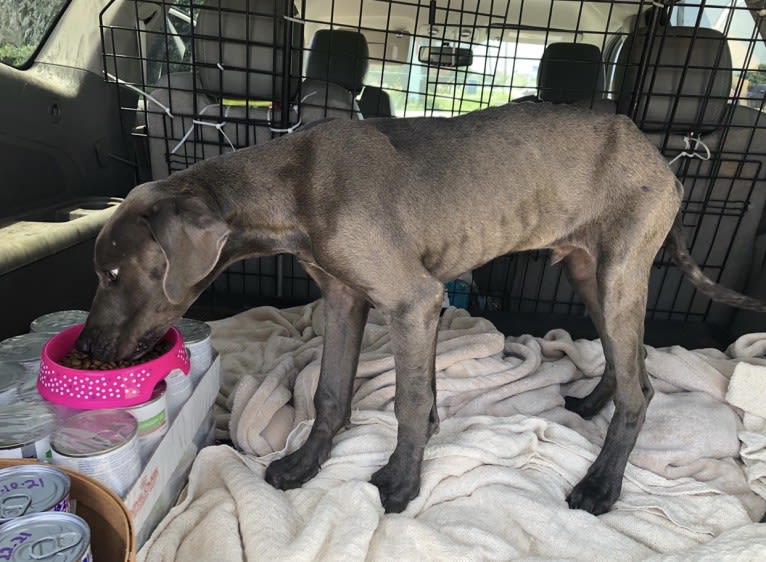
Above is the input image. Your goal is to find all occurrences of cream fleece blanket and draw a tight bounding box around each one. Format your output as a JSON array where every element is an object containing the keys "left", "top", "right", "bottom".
[{"left": 139, "top": 302, "right": 766, "bottom": 560}]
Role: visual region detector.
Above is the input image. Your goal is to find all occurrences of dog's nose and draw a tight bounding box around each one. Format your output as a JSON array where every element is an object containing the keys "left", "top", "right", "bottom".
[{"left": 75, "top": 333, "right": 92, "bottom": 354}]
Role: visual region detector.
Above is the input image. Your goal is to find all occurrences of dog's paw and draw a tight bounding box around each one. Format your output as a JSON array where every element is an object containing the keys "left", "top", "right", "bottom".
[
  {"left": 265, "top": 440, "right": 330, "bottom": 490},
  {"left": 370, "top": 462, "right": 421, "bottom": 514},
  {"left": 566, "top": 474, "right": 621, "bottom": 515}
]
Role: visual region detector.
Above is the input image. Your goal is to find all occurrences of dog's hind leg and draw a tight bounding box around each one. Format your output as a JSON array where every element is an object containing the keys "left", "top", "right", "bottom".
[
  {"left": 370, "top": 277, "right": 444, "bottom": 513},
  {"left": 566, "top": 251, "right": 654, "bottom": 514},
  {"left": 265, "top": 272, "right": 369, "bottom": 490},
  {"left": 562, "top": 249, "right": 616, "bottom": 418}
]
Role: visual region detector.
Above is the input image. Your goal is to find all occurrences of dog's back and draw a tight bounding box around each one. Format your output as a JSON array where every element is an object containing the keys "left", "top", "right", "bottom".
[{"left": 289, "top": 103, "right": 682, "bottom": 282}]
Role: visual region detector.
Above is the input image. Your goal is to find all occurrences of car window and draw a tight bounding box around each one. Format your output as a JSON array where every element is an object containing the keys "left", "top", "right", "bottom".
[
  {"left": 305, "top": 1, "right": 631, "bottom": 118},
  {"left": 0, "top": 0, "right": 70, "bottom": 68},
  {"left": 367, "top": 38, "right": 548, "bottom": 118}
]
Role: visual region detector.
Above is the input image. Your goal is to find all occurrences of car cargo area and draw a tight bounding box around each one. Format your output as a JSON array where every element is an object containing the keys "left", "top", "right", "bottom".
[{"left": 2, "top": 0, "right": 766, "bottom": 560}]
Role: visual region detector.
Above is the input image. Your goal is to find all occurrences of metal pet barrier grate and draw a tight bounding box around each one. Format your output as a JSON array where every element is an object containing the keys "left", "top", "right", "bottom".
[{"left": 100, "top": 0, "right": 766, "bottom": 337}]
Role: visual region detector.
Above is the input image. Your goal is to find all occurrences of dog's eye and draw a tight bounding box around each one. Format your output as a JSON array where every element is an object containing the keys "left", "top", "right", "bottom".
[{"left": 106, "top": 268, "right": 119, "bottom": 283}]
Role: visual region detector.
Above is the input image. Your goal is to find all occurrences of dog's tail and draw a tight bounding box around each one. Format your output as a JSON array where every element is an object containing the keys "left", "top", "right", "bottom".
[{"left": 666, "top": 216, "right": 766, "bottom": 312}]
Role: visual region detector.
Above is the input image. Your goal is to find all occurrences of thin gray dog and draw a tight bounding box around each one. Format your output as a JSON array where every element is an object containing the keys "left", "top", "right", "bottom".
[{"left": 77, "top": 103, "right": 766, "bottom": 515}]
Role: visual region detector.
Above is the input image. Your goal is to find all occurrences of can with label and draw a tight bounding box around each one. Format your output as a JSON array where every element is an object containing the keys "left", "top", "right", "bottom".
[
  {"left": 0, "top": 333, "right": 50, "bottom": 379},
  {"left": 0, "top": 402, "right": 57, "bottom": 461},
  {"left": 0, "top": 512, "right": 92, "bottom": 561},
  {"left": 29, "top": 310, "right": 89, "bottom": 334},
  {"left": 164, "top": 368, "right": 193, "bottom": 421},
  {"left": 0, "top": 363, "right": 23, "bottom": 406},
  {"left": 125, "top": 381, "right": 168, "bottom": 462},
  {"left": 50, "top": 410, "right": 141, "bottom": 498},
  {"left": 175, "top": 318, "right": 213, "bottom": 383},
  {"left": 0, "top": 465, "right": 71, "bottom": 524}
]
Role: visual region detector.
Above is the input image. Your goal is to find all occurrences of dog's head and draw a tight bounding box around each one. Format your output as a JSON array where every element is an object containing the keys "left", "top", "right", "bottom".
[{"left": 77, "top": 184, "right": 230, "bottom": 361}]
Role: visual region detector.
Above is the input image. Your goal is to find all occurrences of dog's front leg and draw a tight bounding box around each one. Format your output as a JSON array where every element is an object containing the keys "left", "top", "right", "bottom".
[
  {"left": 265, "top": 278, "right": 369, "bottom": 490},
  {"left": 371, "top": 282, "right": 443, "bottom": 513}
]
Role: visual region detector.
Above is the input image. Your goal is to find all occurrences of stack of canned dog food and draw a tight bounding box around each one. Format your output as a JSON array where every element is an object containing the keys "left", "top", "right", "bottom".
[
  {"left": 0, "top": 311, "right": 213, "bottom": 500},
  {"left": 0, "top": 464, "right": 92, "bottom": 561}
]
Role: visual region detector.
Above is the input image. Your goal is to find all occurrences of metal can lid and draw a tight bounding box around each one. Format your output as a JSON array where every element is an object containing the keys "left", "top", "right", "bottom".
[
  {"left": 0, "top": 333, "right": 50, "bottom": 363},
  {"left": 0, "top": 362, "right": 24, "bottom": 401},
  {"left": 0, "top": 512, "right": 90, "bottom": 562},
  {"left": 175, "top": 318, "right": 211, "bottom": 345},
  {"left": 51, "top": 409, "right": 137, "bottom": 457},
  {"left": 0, "top": 465, "right": 70, "bottom": 521},
  {"left": 0, "top": 402, "right": 58, "bottom": 448},
  {"left": 30, "top": 311, "right": 89, "bottom": 334}
]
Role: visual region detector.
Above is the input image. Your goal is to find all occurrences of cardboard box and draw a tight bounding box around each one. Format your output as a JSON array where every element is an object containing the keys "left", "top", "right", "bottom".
[
  {"left": 0, "top": 458, "right": 135, "bottom": 561},
  {"left": 123, "top": 353, "right": 220, "bottom": 547},
  {"left": 1, "top": 352, "right": 219, "bottom": 552}
]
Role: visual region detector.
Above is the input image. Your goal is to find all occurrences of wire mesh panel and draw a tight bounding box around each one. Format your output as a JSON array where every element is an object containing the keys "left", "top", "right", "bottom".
[
  {"left": 618, "top": 2, "right": 766, "bottom": 327},
  {"left": 100, "top": 0, "right": 766, "bottom": 330},
  {"left": 302, "top": 0, "right": 626, "bottom": 116},
  {"left": 101, "top": 0, "right": 304, "bottom": 178}
]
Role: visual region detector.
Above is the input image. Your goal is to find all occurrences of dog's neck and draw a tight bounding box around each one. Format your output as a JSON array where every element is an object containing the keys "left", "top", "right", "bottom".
[
  {"left": 219, "top": 196, "right": 309, "bottom": 264},
  {"left": 169, "top": 146, "right": 311, "bottom": 263}
]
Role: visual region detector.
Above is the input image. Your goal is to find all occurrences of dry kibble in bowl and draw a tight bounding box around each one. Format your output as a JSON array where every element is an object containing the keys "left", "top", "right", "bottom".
[{"left": 59, "top": 340, "right": 172, "bottom": 370}]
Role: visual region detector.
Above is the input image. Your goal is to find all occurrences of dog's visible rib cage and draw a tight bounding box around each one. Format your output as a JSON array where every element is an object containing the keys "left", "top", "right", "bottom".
[{"left": 99, "top": 0, "right": 766, "bottom": 345}]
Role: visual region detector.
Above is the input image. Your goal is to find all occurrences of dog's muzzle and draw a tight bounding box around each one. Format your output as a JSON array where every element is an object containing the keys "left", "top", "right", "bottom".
[
  {"left": 76, "top": 327, "right": 161, "bottom": 362},
  {"left": 75, "top": 330, "right": 119, "bottom": 361}
]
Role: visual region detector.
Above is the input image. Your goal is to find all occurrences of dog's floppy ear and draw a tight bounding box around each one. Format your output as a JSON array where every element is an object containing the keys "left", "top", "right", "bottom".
[{"left": 143, "top": 197, "right": 230, "bottom": 305}]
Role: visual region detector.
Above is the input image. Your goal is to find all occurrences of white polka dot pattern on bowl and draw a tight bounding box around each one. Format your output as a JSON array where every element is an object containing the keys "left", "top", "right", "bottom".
[{"left": 39, "top": 364, "right": 158, "bottom": 402}]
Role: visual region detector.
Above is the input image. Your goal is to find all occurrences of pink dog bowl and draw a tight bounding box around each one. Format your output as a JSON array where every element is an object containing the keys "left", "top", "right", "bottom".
[{"left": 38, "top": 324, "right": 190, "bottom": 409}]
